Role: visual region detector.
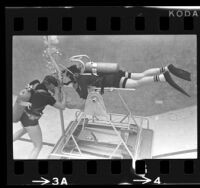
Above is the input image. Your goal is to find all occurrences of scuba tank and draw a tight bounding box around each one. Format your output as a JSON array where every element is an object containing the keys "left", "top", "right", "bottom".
[
  {"left": 13, "top": 88, "right": 31, "bottom": 123},
  {"left": 13, "top": 80, "right": 40, "bottom": 123},
  {"left": 84, "top": 62, "right": 120, "bottom": 75},
  {"left": 68, "top": 55, "right": 120, "bottom": 75}
]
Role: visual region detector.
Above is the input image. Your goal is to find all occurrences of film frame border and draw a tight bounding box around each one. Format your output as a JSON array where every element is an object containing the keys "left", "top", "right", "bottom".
[{"left": 5, "top": 6, "right": 200, "bottom": 185}]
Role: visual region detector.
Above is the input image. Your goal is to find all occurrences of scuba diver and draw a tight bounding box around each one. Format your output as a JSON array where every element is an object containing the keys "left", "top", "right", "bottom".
[
  {"left": 61, "top": 63, "right": 191, "bottom": 100},
  {"left": 13, "top": 75, "right": 75, "bottom": 159}
]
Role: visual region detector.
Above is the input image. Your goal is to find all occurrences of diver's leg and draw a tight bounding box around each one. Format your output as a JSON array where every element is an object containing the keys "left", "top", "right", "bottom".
[
  {"left": 123, "top": 66, "right": 169, "bottom": 80},
  {"left": 13, "top": 127, "right": 27, "bottom": 142},
  {"left": 119, "top": 75, "right": 166, "bottom": 88},
  {"left": 124, "top": 64, "right": 191, "bottom": 81},
  {"left": 25, "top": 124, "right": 43, "bottom": 159},
  {"left": 119, "top": 73, "right": 190, "bottom": 97}
]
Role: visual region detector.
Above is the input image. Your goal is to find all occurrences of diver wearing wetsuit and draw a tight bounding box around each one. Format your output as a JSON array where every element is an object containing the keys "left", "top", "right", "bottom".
[{"left": 63, "top": 64, "right": 191, "bottom": 100}]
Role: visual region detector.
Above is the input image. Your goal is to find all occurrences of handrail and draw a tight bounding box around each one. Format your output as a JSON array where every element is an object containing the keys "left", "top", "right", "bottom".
[{"left": 89, "top": 86, "right": 136, "bottom": 92}]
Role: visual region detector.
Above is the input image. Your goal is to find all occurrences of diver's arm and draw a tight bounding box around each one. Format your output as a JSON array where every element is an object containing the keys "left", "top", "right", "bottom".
[
  {"left": 18, "top": 101, "right": 32, "bottom": 108},
  {"left": 53, "top": 88, "right": 66, "bottom": 110},
  {"left": 65, "top": 98, "right": 85, "bottom": 110}
]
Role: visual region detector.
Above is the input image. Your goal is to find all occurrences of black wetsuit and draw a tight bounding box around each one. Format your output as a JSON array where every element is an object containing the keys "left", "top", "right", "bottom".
[
  {"left": 75, "top": 70, "right": 125, "bottom": 99},
  {"left": 20, "top": 83, "right": 56, "bottom": 127}
]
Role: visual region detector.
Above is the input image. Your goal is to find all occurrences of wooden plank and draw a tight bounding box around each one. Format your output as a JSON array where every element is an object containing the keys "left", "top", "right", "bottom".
[
  {"left": 84, "top": 123, "right": 138, "bottom": 133},
  {"left": 126, "top": 132, "right": 137, "bottom": 148},
  {"left": 78, "top": 139, "right": 119, "bottom": 148},
  {"left": 137, "top": 129, "right": 154, "bottom": 159},
  {"left": 72, "top": 149, "right": 123, "bottom": 159},
  {"left": 72, "top": 144, "right": 124, "bottom": 159}
]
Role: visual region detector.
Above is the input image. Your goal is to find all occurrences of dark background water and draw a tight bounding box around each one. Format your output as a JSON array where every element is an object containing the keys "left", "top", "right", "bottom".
[{"left": 12, "top": 35, "right": 197, "bottom": 116}]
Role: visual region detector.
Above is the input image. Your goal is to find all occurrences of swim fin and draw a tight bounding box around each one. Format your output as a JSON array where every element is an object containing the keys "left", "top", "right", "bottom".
[
  {"left": 167, "top": 64, "right": 191, "bottom": 81},
  {"left": 164, "top": 71, "right": 190, "bottom": 97}
]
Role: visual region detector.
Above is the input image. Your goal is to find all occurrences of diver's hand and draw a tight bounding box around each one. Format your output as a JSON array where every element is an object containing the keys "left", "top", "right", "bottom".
[
  {"left": 27, "top": 102, "right": 32, "bottom": 109},
  {"left": 19, "top": 101, "right": 32, "bottom": 109}
]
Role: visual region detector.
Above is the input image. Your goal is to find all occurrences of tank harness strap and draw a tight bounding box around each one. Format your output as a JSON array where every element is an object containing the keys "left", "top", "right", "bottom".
[{"left": 122, "top": 78, "right": 128, "bottom": 88}]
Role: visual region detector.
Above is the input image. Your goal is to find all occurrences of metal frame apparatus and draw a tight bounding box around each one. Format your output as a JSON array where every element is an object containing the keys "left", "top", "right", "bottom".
[
  {"left": 48, "top": 88, "right": 153, "bottom": 168},
  {"left": 43, "top": 50, "right": 154, "bottom": 167}
]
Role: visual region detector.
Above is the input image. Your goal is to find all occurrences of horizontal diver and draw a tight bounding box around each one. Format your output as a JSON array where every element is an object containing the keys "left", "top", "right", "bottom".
[{"left": 61, "top": 63, "right": 191, "bottom": 100}]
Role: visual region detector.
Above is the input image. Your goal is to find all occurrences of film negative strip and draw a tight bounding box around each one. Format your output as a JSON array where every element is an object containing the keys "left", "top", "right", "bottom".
[{"left": 5, "top": 5, "right": 200, "bottom": 185}]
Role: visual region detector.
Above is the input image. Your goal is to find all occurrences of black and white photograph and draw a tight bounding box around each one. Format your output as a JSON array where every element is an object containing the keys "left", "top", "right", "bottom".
[{"left": 12, "top": 35, "right": 197, "bottom": 166}]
